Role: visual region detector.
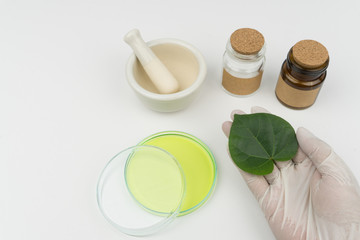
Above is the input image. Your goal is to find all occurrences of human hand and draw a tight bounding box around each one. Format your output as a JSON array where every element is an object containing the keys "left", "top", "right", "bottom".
[{"left": 222, "top": 106, "right": 360, "bottom": 240}]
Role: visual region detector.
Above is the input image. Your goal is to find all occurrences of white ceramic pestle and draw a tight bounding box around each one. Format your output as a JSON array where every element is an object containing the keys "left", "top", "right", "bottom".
[{"left": 124, "top": 29, "right": 179, "bottom": 94}]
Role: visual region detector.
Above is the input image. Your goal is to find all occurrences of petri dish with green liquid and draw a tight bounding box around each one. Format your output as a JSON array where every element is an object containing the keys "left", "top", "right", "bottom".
[
  {"left": 97, "top": 131, "right": 217, "bottom": 236},
  {"left": 137, "top": 131, "right": 217, "bottom": 216}
]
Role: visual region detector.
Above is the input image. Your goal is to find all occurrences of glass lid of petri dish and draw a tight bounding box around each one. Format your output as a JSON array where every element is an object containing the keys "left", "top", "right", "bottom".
[{"left": 96, "top": 145, "right": 186, "bottom": 236}]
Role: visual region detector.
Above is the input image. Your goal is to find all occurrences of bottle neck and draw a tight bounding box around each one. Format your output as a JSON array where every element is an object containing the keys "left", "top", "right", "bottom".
[{"left": 286, "top": 48, "right": 329, "bottom": 81}]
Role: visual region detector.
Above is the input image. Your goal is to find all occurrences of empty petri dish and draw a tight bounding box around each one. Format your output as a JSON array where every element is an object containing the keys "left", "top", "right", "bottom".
[{"left": 97, "top": 145, "right": 185, "bottom": 236}]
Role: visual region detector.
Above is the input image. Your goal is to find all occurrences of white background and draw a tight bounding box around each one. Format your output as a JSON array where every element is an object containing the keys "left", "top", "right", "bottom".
[{"left": 1, "top": 0, "right": 360, "bottom": 239}]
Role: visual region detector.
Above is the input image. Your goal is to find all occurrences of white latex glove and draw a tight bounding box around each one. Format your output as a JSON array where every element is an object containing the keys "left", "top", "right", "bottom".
[{"left": 222, "top": 106, "right": 360, "bottom": 240}]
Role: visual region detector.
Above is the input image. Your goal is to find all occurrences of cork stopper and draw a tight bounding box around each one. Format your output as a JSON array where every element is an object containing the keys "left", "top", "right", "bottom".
[
  {"left": 292, "top": 40, "right": 329, "bottom": 69},
  {"left": 230, "top": 28, "right": 265, "bottom": 55}
]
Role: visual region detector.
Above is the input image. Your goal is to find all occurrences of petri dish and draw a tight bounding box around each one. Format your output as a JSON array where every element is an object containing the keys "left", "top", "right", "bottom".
[
  {"left": 97, "top": 145, "right": 186, "bottom": 236},
  {"left": 138, "top": 131, "right": 217, "bottom": 216},
  {"left": 97, "top": 131, "right": 217, "bottom": 236}
]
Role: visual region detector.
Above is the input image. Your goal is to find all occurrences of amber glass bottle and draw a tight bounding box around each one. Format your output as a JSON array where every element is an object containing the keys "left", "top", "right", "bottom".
[{"left": 275, "top": 40, "right": 329, "bottom": 109}]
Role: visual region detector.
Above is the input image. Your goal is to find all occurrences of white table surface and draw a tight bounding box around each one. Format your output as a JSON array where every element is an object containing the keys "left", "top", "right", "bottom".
[{"left": 1, "top": 0, "right": 360, "bottom": 239}]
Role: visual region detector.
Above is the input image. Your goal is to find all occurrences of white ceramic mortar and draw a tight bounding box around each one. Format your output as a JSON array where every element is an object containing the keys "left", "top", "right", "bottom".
[{"left": 125, "top": 38, "right": 207, "bottom": 112}]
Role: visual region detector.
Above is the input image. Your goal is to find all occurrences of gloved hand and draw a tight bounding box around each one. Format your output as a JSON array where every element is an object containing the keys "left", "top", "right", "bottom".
[{"left": 222, "top": 106, "right": 360, "bottom": 240}]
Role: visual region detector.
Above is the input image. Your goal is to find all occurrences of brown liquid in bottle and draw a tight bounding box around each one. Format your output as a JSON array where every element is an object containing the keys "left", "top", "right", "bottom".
[{"left": 275, "top": 40, "right": 329, "bottom": 109}]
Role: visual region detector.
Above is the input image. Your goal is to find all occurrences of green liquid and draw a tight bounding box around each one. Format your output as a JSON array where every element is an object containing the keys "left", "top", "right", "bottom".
[
  {"left": 126, "top": 132, "right": 216, "bottom": 216},
  {"left": 125, "top": 147, "right": 184, "bottom": 214}
]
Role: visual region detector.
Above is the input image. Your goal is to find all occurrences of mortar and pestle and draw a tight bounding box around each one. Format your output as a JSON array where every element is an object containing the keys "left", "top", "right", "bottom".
[{"left": 124, "top": 29, "right": 207, "bottom": 112}]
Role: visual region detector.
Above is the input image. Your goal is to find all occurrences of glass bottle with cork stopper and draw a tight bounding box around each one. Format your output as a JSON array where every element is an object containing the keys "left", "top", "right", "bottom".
[
  {"left": 275, "top": 40, "right": 329, "bottom": 109},
  {"left": 222, "top": 28, "right": 266, "bottom": 96}
]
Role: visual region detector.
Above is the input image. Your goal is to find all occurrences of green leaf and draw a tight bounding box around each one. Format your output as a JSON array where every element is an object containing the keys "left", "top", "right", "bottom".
[{"left": 229, "top": 113, "right": 298, "bottom": 175}]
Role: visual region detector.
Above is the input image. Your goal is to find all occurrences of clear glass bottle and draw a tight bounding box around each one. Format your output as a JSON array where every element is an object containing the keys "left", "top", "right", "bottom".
[
  {"left": 275, "top": 40, "right": 329, "bottom": 109},
  {"left": 222, "top": 28, "right": 266, "bottom": 96}
]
